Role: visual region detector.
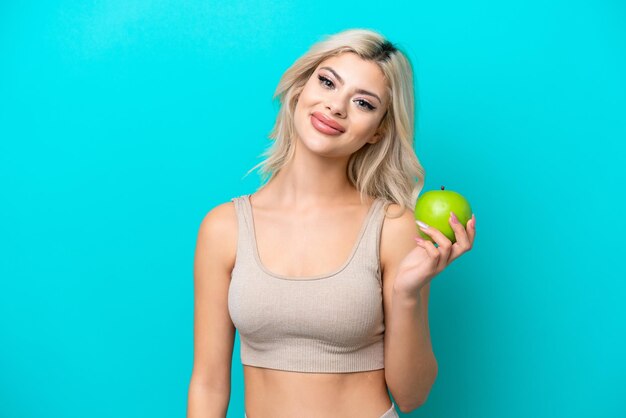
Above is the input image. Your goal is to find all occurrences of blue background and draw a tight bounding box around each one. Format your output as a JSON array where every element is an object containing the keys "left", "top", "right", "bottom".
[{"left": 1, "top": 1, "right": 625, "bottom": 417}]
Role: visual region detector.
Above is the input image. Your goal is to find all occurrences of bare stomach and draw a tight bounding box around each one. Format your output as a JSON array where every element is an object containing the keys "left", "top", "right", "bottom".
[{"left": 243, "top": 365, "right": 393, "bottom": 418}]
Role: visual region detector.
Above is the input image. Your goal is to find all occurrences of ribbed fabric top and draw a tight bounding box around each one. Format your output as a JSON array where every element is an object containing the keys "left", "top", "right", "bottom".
[{"left": 227, "top": 194, "right": 387, "bottom": 373}]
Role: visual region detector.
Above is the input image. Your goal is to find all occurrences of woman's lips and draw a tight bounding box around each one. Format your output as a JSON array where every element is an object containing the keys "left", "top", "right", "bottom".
[{"left": 310, "top": 114, "right": 343, "bottom": 136}]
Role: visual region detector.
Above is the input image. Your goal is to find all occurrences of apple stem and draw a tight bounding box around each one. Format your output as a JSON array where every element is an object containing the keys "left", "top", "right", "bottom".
[{"left": 441, "top": 185, "right": 445, "bottom": 190}]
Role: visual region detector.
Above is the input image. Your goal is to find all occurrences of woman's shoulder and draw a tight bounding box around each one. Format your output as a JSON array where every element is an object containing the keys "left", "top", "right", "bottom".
[
  {"left": 196, "top": 199, "right": 239, "bottom": 267},
  {"left": 379, "top": 200, "right": 418, "bottom": 273},
  {"left": 200, "top": 198, "right": 239, "bottom": 229}
]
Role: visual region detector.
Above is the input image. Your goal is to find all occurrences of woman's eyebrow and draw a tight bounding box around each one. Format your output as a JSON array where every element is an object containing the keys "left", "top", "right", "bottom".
[{"left": 319, "top": 66, "right": 382, "bottom": 104}]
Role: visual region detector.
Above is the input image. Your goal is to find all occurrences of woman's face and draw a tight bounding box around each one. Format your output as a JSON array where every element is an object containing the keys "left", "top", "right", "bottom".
[{"left": 293, "top": 52, "right": 389, "bottom": 158}]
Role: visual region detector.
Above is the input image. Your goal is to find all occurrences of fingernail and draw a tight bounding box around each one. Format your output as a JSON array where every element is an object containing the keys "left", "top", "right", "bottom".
[
  {"left": 414, "top": 236, "right": 424, "bottom": 243},
  {"left": 449, "top": 211, "right": 458, "bottom": 224},
  {"left": 416, "top": 220, "right": 429, "bottom": 229}
]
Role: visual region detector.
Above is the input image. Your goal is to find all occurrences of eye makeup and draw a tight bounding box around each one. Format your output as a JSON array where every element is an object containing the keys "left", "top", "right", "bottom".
[{"left": 316, "top": 73, "right": 377, "bottom": 111}]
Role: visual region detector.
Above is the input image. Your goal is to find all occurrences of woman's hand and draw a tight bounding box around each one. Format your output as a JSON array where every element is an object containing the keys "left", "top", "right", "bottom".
[{"left": 394, "top": 211, "right": 476, "bottom": 296}]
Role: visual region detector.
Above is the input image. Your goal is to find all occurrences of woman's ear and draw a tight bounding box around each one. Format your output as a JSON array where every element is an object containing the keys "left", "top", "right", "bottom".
[{"left": 369, "top": 130, "right": 383, "bottom": 144}]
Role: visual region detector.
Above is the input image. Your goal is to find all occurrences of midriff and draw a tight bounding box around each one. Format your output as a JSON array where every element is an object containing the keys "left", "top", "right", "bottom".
[{"left": 243, "top": 365, "right": 393, "bottom": 418}]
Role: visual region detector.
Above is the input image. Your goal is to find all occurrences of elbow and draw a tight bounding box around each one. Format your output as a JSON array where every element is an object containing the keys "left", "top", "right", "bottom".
[
  {"left": 396, "top": 363, "right": 438, "bottom": 413},
  {"left": 397, "top": 392, "right": 430, "bottom": 414}
]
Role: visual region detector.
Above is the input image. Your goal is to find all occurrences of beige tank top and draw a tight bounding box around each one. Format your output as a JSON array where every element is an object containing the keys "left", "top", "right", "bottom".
[{"left": 228, "top": 194, "right": 387, "bottom": 373}]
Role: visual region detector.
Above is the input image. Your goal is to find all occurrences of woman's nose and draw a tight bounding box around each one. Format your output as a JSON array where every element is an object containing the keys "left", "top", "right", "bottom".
[{"left": 325, "top": 100, "right": 346, "bottom": 118}]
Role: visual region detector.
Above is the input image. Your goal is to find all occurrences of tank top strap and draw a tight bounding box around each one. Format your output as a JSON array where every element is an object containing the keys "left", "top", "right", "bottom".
[
  {"left": 353, "top": 197, "right": 388, "bottom": 281},
  {"left": 230, "top": 195, "right": 256, "bottom": 263}
]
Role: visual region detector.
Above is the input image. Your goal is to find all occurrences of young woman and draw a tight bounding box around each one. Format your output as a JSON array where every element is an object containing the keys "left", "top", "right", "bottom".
[{"left": 187, "top": 28, "right": 476, "bottom": 418}]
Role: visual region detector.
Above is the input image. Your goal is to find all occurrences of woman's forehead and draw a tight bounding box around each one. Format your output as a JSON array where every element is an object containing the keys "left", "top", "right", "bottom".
[{"left": 317, "top": 52, "right": 383, "bottom": 77}]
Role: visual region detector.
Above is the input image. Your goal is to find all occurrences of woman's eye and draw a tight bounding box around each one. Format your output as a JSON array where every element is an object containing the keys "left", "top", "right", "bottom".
[
  {"left": 318, "top": 74, "right": 376, "bottom": 111},
  {"left": 318, "top": 75, "right": 334, "bottom": 88},
  {"left": 355, "top": 99, "right": 376, "bottom": 111}
]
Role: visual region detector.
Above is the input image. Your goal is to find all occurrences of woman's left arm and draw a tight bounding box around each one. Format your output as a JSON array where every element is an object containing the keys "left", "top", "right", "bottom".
[{"left": 381, "top": 207, "right": 476, "bottom": 413}]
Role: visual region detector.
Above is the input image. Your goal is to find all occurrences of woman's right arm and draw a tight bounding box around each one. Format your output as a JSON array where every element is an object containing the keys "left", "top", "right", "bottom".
[{"left": 187, "top": 202, "right": 238, "bottom": 418}]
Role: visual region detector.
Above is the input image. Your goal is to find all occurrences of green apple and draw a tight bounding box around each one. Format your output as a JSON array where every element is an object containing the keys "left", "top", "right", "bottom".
[{"left": 414, "top": 186, "right": 472, "bottom": 244}]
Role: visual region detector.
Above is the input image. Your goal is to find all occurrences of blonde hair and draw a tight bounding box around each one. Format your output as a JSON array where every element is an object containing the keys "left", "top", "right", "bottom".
[{"left": 245, "top": 28, "right": 425, "bottom": 216}]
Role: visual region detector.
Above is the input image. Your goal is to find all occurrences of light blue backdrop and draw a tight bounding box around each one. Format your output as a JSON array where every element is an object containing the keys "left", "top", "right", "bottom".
[{"left": 1, "top": 1, "right": 624, "bottom": 417}]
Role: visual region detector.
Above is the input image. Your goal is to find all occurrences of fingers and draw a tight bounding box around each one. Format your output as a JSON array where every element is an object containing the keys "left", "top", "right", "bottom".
[
  {"left": 413, "top": 213, "right": 476, "bottom": 277},
  {"left": 414, "top": 236, "right": 440, "bottom": 260},
  {"left": 416, "top": 219, "right": 452, "bottom": 253},
  {"left": 448, "top": 211, "right": 472, "bottom": 260},
  {"left": 415, "top": 219, "right": 451, "bottom": 268},
  {"left": 416, "top": 211, "right": 476, "bottom": 265},
  {"left": 466, "top": 214, "right": 476, "bottom": 246}
]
